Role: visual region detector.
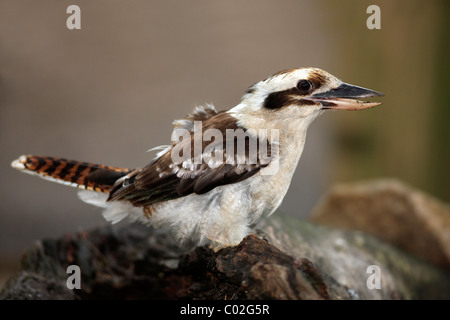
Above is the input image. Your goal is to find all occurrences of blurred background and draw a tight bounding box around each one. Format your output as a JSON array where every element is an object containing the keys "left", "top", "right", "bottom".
[{"left": 0, "top": 0, "right": 448, "bottom": 288}]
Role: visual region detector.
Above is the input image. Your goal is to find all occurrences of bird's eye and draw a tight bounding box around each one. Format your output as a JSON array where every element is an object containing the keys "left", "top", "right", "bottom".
[{"left": 296, "top": 80, "right": 313, "bottom": 94}]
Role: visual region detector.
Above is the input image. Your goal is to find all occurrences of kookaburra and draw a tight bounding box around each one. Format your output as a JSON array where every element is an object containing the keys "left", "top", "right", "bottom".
[{"left": 11, "top": 68, "right": 383, "bottom": 250}]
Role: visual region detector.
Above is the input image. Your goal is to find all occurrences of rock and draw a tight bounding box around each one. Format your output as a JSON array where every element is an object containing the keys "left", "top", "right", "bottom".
[
  {"left": 0, "top": 272, "right": 75, "bottom": 300},
  {"left": 309, "top": 179, "right": 450, "bottom": 271},
  {"left": 2, "top": 211, "right": 449, "bottom": 300},
  {"left": 259, "top": 214, "right": 450, "bottom": 299}
]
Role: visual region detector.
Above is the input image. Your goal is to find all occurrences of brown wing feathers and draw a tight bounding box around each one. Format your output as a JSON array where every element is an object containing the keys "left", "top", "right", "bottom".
[
  {"left": 107, "top": 110, "right": 272, "bottom": 207},
  {"left": 12, "top": 107, "right": 273, "bottom": 207}
]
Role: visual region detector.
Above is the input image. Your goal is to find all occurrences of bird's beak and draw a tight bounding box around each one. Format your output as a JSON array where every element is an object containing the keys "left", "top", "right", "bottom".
[{"left": 308, "top": 83, "right": 384, "bottom": 110}]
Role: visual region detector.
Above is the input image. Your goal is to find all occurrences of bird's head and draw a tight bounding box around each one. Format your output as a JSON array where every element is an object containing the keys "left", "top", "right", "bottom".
[{"left": 229, "top": 67, "right": 383, "bottom": 133}]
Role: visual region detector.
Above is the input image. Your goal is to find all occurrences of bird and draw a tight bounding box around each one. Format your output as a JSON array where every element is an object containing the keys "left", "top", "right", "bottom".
[{"left": 11, "top": 67, "right": 383, "bottom": 251}]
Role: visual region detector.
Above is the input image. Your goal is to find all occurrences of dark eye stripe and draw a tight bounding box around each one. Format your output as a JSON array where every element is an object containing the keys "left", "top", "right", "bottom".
[
  {"left": 263, "top": 88, "right": 299, "bottom": 109},
  {"left": 262, "top": 72, "right": 327, "bottom": 109}
]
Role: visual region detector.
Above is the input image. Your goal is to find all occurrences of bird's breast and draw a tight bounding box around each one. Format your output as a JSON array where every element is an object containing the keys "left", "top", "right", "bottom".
[{"left": 249, "top": 130, "right": 308, "bottom": 217}]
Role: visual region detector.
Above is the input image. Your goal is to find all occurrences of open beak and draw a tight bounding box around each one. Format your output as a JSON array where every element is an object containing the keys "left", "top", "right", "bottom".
[{"left": 309, "top": 83, "right": 384, "bottom": 110}]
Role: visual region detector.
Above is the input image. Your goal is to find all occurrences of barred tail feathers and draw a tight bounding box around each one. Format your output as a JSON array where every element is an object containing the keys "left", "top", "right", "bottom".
[{"left": 11, "top": 155, "right": 131, "bottom": 193}]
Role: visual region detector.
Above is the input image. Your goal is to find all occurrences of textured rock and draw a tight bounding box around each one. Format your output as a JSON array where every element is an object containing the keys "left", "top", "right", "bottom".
[
  {"left": 309, "top": 179, "right": 450, "bottom": 270},
  {"left": 1, "top": 210, "right": 449, "bottom": 300},
  {"left": 259, "top": 214, "right": 450, "bottom": 299}
]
